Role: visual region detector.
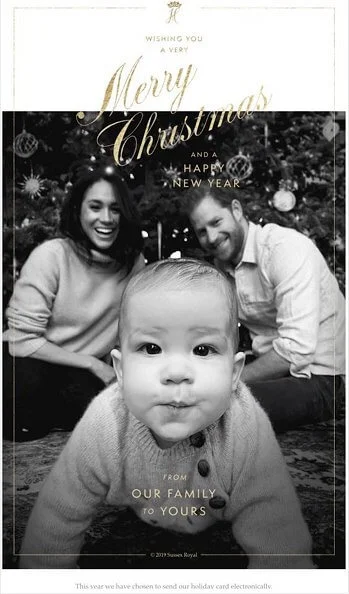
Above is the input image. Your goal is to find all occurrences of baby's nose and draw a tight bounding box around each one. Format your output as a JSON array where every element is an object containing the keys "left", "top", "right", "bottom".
[{"left": 161, "top": 357, "right": 194, "bottom": 384}]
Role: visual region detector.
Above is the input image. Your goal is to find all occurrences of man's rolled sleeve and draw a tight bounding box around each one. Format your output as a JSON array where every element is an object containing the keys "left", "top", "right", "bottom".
[{"left": 267, "top": 235, "right": 321, "bottom": 378}]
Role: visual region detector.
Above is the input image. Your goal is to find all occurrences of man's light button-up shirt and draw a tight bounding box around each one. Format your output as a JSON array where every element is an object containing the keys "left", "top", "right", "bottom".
[{"left": 218, "top": 222, "right": 345, "bottom": 379}]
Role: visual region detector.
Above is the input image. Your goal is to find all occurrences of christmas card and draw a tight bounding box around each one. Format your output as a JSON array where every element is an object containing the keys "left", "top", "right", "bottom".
[{"left": 1, "top": 1, "right": 347, "bottom": 593}]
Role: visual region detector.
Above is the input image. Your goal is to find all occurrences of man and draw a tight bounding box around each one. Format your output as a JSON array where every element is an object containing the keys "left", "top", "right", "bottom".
[{"left": 184, "top": 183, "right": 345, "bottom": 432}]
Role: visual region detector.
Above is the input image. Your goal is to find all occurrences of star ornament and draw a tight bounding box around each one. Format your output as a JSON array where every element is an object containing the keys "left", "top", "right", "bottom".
[
  {"left": 163, "top": 164, "right": 181, "bottom": 181},
  {"left": 20, "top": 174, "right": 45, "bottom": 198}
]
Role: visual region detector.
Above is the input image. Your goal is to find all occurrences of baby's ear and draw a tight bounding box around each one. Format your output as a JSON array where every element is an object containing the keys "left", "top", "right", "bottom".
[
  {"left": 231, "top": 351, "right": 245, "bottom": 390},
  {"left": 111, "top": 349, "right": 123, "bottom": 386}
]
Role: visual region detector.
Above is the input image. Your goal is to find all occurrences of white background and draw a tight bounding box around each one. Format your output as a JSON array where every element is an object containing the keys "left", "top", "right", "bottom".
[
  {"left": 1, "top": 0, "right": 348, "bottom": 593},
  {"left": 0, "top": 0, "right": 348, "bottom": 111}
]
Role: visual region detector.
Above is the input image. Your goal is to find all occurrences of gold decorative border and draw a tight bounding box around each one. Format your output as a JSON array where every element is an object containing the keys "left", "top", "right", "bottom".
[{"left": 10, "top": 4, "right": 340, "bottom": 562}]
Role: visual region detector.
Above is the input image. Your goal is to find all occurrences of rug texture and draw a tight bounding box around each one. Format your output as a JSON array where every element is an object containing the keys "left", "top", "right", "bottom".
[{"left": 3, "top": 410, "right": 345, "bottom": 570}]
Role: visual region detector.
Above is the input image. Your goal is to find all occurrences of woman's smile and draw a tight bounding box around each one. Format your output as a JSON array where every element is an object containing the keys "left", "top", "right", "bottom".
[{"left": 80, "top": 179, "right": 121, "bottom": 250}]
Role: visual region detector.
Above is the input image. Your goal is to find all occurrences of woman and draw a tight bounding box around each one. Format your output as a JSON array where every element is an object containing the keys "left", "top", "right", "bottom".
[{"left": 3, "top": 161, "right": 145, "bottom": 441}]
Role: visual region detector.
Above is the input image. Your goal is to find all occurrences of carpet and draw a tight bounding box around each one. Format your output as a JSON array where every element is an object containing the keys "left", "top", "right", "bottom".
[{"left": 2, "top": 412, "right": 345, "bottom": 570}]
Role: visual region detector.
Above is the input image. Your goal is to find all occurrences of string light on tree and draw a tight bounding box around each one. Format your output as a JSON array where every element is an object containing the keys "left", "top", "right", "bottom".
[
  {"left": 264, "top": 122, "right": 269, "bottom": 148},
  {"left": 226, "top": 151, "right": 253, "bottom": 181},
  {"left": 21, "top": 217, "right": 31, "bottom": 228},
  {"left": 160, "top": 126, "right": 182, "bottom": 150},
  {"left": 210, "top": 159, "right": 224, "bottom": 177}
]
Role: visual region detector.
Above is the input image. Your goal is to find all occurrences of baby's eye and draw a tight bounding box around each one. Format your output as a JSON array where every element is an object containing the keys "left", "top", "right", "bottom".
[
  {"left": 193, "top": 345, "right": 216, "bottom": 357},
  {"left": 140, "top": 343, "right": 162, "bottom": 355}
]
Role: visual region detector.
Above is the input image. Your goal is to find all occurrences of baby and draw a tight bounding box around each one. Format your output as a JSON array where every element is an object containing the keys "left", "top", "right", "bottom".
[{"left": 20, "top": 259, "right": 314, "bottom": 569}]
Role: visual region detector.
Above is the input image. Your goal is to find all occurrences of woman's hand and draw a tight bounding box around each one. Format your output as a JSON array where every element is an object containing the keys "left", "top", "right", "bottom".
[
  {"left": 88, "top": 357, "right": 116, "bottom": 386},
  {"left": 30, "top": 343, "right": 116, "bottom": 386}
]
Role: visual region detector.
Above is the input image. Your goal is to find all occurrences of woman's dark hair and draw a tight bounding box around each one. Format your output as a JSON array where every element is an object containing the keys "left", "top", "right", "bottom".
[{"left": 60, "top": 162, "right": 143, "bottom": 275}]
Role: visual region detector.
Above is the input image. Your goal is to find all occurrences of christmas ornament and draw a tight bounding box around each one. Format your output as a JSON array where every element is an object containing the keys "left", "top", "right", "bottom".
[
  {"left": 322, "top": 115, "right": 339, "bottom": 141},
  {"left": 19, "top": 173, "right": 45, "bottom": 198},
  {"left": 330, "top": 234, "right": 344, "bottom": 252},
  {"left": 226, "top": 152, "right": 253, "bottom": 181},
  {"left": 14, "top": 130, "right": 39, "bottom": 159},
  {"left": 163, "top": 164, "right": 181, "bottom": 183},
  {"left": 272, "top": 170, "right": 297, "bottom": 212},
  {"left": 272, "top": 184, "right": 296, "bottom": 212}
]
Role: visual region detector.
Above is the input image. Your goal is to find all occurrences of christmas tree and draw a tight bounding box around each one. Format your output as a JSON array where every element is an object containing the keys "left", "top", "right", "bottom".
[{"left": 3, "top": 111, "right": 345, "bottom": 314}]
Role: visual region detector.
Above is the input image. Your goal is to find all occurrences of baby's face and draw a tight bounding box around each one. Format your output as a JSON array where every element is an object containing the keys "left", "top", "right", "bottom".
[{"left": 112, "top": 286, "right": 244, "bottom": 449}]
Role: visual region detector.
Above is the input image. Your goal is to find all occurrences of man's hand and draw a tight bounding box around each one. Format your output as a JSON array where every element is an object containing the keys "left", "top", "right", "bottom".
[{"left": 241, "top": 349, "right": 290, "bottom": 383}]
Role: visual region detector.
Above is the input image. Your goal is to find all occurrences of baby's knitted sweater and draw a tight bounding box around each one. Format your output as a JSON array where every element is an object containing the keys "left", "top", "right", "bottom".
[
  {"left": 5, "top": 239, "right": 144, "bottom": 358},
  {"left": 20, "top": 383, "right": 313, "bottom": 569}
]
